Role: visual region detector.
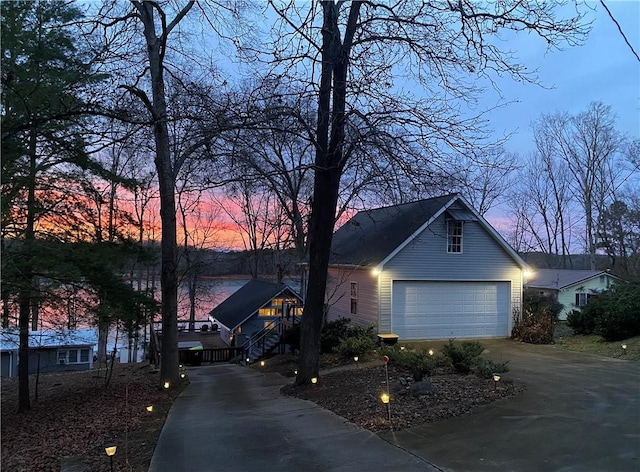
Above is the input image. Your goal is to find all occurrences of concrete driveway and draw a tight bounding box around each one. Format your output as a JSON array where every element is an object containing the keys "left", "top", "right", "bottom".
[{"left": 381, "top": 339, "right": 640, "bottom": 472}]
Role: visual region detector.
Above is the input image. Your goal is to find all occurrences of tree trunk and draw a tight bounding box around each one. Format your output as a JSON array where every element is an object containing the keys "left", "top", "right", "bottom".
[
  {"left": 296, "top": 167, "right": 342, "bottom": 383},
  {"left": 295, "top": 1, "right": 361, "bottom": 385},
  {"left": 133, "top": 1, "right": 190, "bottom": 389},
  {"left": 18, "top": 127, "right": 38, "bottom": 412}
]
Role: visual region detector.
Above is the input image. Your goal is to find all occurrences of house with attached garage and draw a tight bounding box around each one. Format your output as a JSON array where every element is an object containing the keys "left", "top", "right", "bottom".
[
  {"left": 524, "top": 269, "right": 621, "bottom": 320},
  {"left": 324, "top": 193, "right": 529, "bottom": 341}
]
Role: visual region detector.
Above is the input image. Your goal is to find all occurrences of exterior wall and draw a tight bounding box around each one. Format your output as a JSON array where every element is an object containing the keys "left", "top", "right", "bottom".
[
  {"left": 557, "top": 274, "right": 617, "bottom": 320},
  {"left": 326, "top": 267, "right": 379, "bottom": 327},
  {"left": 379, "top": 215, "right": 522, "bottom": 336},
  {"left": 1, "top": 352, "right": 14, "bottom": 378},
  {"left": 1, "top": 348, "right": 93, "bottom": 377}
]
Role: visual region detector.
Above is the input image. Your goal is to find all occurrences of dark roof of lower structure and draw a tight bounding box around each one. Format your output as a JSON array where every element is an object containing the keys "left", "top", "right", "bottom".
[{"left": 208, "top": 279, "right": 301, "bottom": 330}]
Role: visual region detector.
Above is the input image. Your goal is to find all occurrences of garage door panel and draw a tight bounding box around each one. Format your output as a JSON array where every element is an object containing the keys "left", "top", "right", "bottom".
[{"left": 392, "top": 281, "right": 509, "bottom": 340}]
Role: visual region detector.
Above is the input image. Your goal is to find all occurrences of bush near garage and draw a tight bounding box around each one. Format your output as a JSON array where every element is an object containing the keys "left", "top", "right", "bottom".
[
  {"left": 282, "top": 317, "right": 377, "bottom": 356},
  {"left": 381, "top": 340, "right": 509, "bottom": 380},
  {"left": 572, "top": 282, "right": 640, "bottom": 342},
  {"left": 512, "top": 294, "right": 562, "bottom": 344},
  {"left": 335, "top": 324, "right": 377, "bottom": 358}
]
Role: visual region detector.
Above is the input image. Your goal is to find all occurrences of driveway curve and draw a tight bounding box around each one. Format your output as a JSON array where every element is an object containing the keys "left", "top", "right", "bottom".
[
  {"left": 381, "top": 339, "right": 640, "bottom": 472},
  {"left": 148, "top": 363, "right": 438, "bottom": 472}
]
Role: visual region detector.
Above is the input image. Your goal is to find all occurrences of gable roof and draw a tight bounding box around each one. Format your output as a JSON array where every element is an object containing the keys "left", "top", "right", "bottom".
[
  {"left": 0, "top": 328, "right": 97, "bottom": 352},
  {"left": 208, "top": 279, "right": 301, "bottom": 331},
  {"left": 329, "top": 193, "right": 527, "bottom": 270},
  {"left": 525, "top": 269, "right": 619, "bottom": 290}
]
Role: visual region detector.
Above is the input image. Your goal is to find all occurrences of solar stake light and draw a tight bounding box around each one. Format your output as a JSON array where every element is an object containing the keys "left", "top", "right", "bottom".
[
  {"left": 311, "top": 377, "right": 318, "bottom": 384},
  {"left": 105, "top": 444, "right": 117, "bottom": 472},
  {"left": 428, "top": 349, "right": 434, "bottom": 356},
  {"left": 400, "top": 346, "right": 405, "bottom": 351},
  {"left": 493, "top": 374, "right": 501, "bottom": 390},
  {"left": 146, "top": 405, "right": 154, "bottom": 413},
  {"left": 353, "top": 356, "right": 359, "bottom": 362},
  {"left": 380, "top": 392, "right": 390, "bottom": 404},
  {"left": 260, "top": 360, "right": 265, "bottom": 367},
  {"left": 163, "top": 381, "right": 170, "bottom": 389},
  {"left": 246, "top": 357, "right": 250, "bottom": 364},
  {"left": 294, "top": 369, "right": 298, "bottom": 375},
  {"left": 180, "top": 373, "right": 186, "bottom": 379},
  {"left": 622, "top": 344, "right": 627, "bottom": 355}
]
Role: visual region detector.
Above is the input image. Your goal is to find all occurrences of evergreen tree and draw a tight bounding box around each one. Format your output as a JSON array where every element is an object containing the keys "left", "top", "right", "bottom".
[{"left": 1, "top": 0, "right": 108, "bottom": 412}]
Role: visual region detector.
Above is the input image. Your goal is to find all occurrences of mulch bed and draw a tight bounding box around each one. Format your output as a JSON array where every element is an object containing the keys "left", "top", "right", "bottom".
[{"left": 282, "top": 364, "right": 524, "bottom": 432}]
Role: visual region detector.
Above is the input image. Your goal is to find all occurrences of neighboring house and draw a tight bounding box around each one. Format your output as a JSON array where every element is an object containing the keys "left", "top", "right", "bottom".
[
  {"left": 524, "top": 269, "right": 620, "bottom": 320},
  {"left": 208, "top": 279, "right": 303, "bottom": 347},
  {"left": 324, "top": 193, "right": 528, "bottom": 341},
  {"left": 0, "top": 328, "right": 97, "bottom": 378}
]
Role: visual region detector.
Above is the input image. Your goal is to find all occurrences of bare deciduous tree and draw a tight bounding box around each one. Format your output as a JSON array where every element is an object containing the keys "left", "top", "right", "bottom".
[{"left": 263, "top": 0, "right": 589, "bottom": 384}]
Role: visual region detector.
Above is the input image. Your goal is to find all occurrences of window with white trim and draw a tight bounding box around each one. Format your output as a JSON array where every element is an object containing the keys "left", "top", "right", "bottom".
[
  {"left": 575, "top": 293, "right": 594, "bottom": 307},
  {"left": 447, "top": 220, "right": 463, "bottom": 253},
  {"left": 58, "top": 348, "right": 91, "bottom": 364}
]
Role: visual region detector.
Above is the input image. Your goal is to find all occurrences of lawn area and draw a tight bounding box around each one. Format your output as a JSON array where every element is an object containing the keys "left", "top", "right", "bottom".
[{"left": 555, "top": 333, "right": 640, "bottom": 360}]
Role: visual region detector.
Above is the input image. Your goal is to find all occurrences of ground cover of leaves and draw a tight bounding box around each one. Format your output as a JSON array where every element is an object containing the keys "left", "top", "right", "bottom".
[
  {"left": 1, "top": 363, "right": 179, "bottom": 472},
  {"left": 281, "top": 362, "right": 524, "bottom": 432}
]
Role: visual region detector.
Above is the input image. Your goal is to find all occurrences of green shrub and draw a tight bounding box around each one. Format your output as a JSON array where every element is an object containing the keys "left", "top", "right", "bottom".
[
  {"left": 566, "top": 309, "right": 596, "bottom": 335},
  {"left": 320, "top": 318, "right": 351, "bottom": 354},
  {"left": 569, "top": 283, "right": 640, "bottom": 342},
  {"left": 336, "top": 334, "right": 376, "bottom": 358},
  {"left": 379, "top": 345, "right": 445, "bottom": 380},
  {"left": 474, "top": 359, "right": 510, "bottom": 379},
  {"left": 588, "top": 283, "right": 640, "bottom": 341},
  {"left": 441, "top": 340, "right": 484, "bottom": 373}
]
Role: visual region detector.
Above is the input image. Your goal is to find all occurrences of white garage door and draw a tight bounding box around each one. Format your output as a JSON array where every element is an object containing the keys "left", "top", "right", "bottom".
[{"left": 392, "top": 281, "right": 510, "bottom": 340}]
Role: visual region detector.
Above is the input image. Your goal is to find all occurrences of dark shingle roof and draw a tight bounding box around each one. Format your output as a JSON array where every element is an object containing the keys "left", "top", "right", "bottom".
[
  {"left": 208, "top": 279, "right": 300, "bottom": 330},
  {"left": 330, "top": 194, "right": 458, "bottom": 267}
]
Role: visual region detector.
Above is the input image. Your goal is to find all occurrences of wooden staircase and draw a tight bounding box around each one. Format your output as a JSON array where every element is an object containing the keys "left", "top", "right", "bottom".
[{"left": 242, "top": 317, "right": 299, "bottom": 364}]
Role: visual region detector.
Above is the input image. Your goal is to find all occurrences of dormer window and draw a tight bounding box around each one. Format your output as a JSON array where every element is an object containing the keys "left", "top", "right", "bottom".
[{"left": 447, "top": 220, "right": 463, "bottom": 253}]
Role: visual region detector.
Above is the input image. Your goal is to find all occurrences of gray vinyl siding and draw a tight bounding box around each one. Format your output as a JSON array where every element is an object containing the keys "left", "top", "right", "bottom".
[
  {"left": 379, "top": 215, "right": 522, "bottom": 335},
  {"left": 326, "top": 267, "right": 378, "bottom": 327}
]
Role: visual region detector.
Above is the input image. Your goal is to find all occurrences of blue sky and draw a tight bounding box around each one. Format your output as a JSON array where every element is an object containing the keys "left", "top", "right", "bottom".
[{"left": 480, "top": 0, "right": 640, "bottom": 154}]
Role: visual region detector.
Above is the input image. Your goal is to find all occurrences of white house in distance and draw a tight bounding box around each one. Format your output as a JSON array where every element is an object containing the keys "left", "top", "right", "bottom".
[
  {"left": 524, "top": 269, "right": 621, "bottom": 320},
  {"left": 324, "top": 193, "right": 529, "bottom": 341},
  {"left": 0, "top": 328, "right": 97, "bottom": 378}
]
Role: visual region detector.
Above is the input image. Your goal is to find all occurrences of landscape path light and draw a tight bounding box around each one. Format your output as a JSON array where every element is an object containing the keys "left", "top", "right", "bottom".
[
  {"left": 622, "top": 344, "right": 627, "bottom": 355},
  {"left": 105, "top": 444, "right": 117, "bottom": 472},
  {"left": 146, "top": 405, "right": 154, "bottom": 413},
  {"left": 428, "top": 349, "right": 434, "bottom": 356},
  {"left": 353, "top": 355, "right": 359, "bottom": 362},
  {"left": 311, "top": 377, "right": 318, "bottom": 384},
  {"left": 163, "top": 381, "right": 170, "bottom": 389},
  {"left": 493, "top": 373, "right": 501, "bottom": 390}
]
